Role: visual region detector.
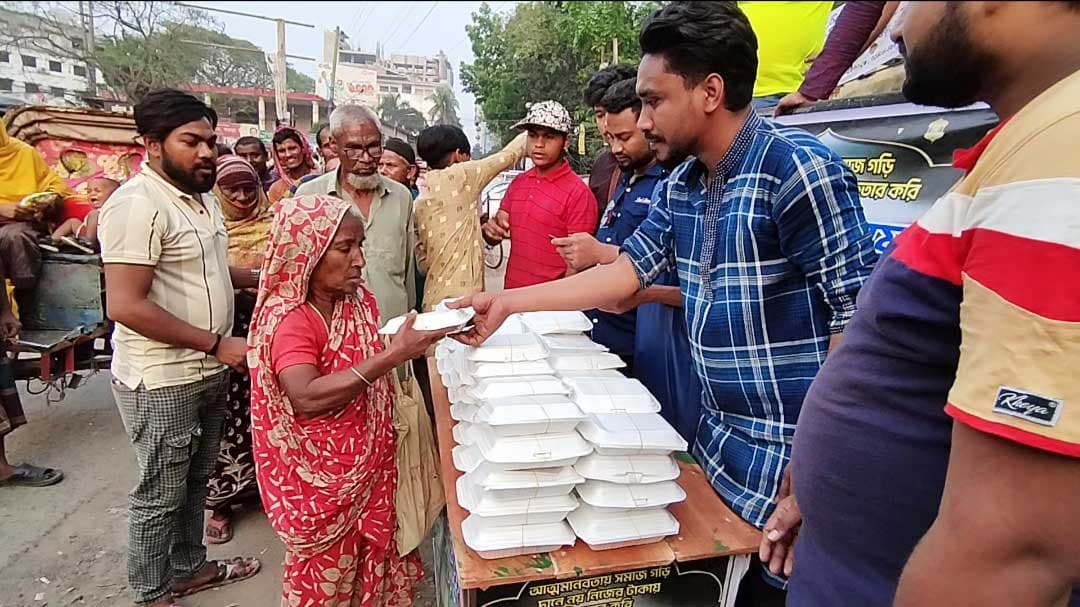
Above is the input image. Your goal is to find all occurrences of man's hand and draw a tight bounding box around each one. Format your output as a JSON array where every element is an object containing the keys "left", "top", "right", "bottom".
[
  {"left": 482, "top": 211, "right": 511, "bottom": 245},
  {"left": 552, "top": 233, "right": 606, "bottom": 271},
  {"left": 447, "top": 292, "right": 511, "bottom": 347},
  {"left": 0, "top": 309, "right": 21, "bottom": 343},
  {"left": 759, "top": 466, "right": 800, "bottom": 577},
  {"left": 213, "top": 336, "right": 249, "bottom": 372},
  {"left": 774, "top": 91, "right": 813, "bottom": 117},
  {"left": 600, "top": 288, "right": 647, "bottom": 314}
]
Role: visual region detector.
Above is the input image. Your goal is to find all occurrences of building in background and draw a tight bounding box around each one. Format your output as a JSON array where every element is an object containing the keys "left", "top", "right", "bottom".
[
  {"left": 0, "top": 8, "right": 103, "bottom": 107},
  {"left": 316, "top": 32, "right": 454, "bottom": 125},
  {"left": 187, "top": 84, "right": 332, "bottom": 141}
]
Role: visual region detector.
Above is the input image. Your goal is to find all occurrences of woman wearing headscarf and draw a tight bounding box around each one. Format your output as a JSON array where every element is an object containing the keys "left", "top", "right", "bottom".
[
  {"left": 248, "top": 195, "right": 450, "bottom": 606},
  {"left": 0, "top": 121, "right": 72, "bottom": 293},
  {"left": 267, "top": 126, "right": 319, "bottom": 204},
  {"left": 203, "top": 155, "right": 272, "bottom": 544}
]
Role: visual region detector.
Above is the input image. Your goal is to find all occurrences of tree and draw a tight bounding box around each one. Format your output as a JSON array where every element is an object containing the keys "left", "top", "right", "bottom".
[
  {"left": 427, "top": 86, "right": 462, "bottom": 127},
  {"left": 377, "top": 94, "right": 428, "bottom": 135},
  {"left": 461, "top": 1, "right": 660, "bottom": 169}
]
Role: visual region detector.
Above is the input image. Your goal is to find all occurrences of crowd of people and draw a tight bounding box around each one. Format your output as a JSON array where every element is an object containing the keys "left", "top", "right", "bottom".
[{"left": 1, "top": 1, "right": 1079, "bottom": 606}]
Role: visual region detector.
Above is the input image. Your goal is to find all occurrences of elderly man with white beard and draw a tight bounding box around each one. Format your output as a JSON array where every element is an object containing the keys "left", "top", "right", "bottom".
[{"left": 295, "top": 104, "right": 416, "bottom": 323}]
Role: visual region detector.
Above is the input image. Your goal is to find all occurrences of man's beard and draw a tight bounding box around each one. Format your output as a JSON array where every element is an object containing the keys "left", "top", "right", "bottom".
[
  {"left": 617, "top": 152, "right": 655, "bottom": 173},
  {"left": 345, "top": 171, "right": 380, "bottom": 191},
  {"left": 162, "top": 152, "right": 216, "bottom": 194},
  {"left": 901, "top": 3, "right": 994, "bottom": 108}
]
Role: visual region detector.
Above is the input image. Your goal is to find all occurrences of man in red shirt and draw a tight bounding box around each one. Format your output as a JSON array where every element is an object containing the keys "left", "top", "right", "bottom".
[{"left": 482, "top": 100, "right": 597, "bottom": 289}]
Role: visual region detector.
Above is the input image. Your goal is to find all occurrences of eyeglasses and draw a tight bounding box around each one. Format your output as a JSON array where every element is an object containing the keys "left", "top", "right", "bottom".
[{"left": 341, "top": 141, "right": 383, "bottom": 160}]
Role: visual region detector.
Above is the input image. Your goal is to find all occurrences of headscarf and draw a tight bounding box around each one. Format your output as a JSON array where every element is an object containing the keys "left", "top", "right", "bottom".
[
  {"left": 0, "top": 121, "right": 73, "bottom": 206},
  {"left": 269, "top": 125, "right": 318, "bottom": 189},
  {"left": 212, "top": 155, "right": 272, "bottom": 269},
  {"left": 248, "top": 194, "right": 398, "bottom": 558}
]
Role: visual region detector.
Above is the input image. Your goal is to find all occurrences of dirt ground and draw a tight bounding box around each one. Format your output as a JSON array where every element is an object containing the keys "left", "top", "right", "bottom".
[{"left": 0, "top": 373, "right": 436, "bottom": 607}]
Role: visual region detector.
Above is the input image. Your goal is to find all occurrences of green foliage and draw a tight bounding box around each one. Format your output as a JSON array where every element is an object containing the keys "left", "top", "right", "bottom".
[
  {"left": 377, "top": 94, "right": 428, "bottom": 135},
  {"left": 461, "top": 1, "right": 660, "bottom": 170},
  {"left": 428, "top": 86, "right": 462, "bottom": 127}
]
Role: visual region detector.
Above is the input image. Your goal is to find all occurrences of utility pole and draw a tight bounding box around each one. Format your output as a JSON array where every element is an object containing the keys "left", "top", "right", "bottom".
[
  {"left": 275, "top": 19, "right": 288, "bottom": 125},
  {"left": 612, "top": 37, "right": 619, "bottom": 65},
  {"left": 79, "top": 0, "right": 97, "bottom": 97},
  {"left": 328, "top": 27, "right": 341, "bottom": 111}
]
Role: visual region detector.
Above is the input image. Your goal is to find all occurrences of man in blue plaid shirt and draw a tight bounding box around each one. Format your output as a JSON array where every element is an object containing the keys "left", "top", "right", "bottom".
[{"left": 453, "top": 2, "right": 876, "bottom": 602}]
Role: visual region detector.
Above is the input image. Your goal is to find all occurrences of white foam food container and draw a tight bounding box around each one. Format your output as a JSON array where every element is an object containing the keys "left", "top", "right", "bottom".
[
  {"left": 574, "top": 452, "right": 681, "bottom": 485},
  {"left": 453, "top": 445, "right": 581, "bottom": 474},
  {"left": 379, "top": 307, "right": 475, "bottom": 335},
  {"left": 458, "top": 465, "right": 583, "bottom": 501},
  {"left": 454, "top": 401, "right": 586, "bottom": 436},
  {"left": 519, "top": 311, "right": 594, "bottom": 335},
  {"left": 458, "top": 477, "right": 579, "bottom": 522},
  {"left": 541, "top": 333, "right": 609, "bottom": 353},
  {"left": 564, "top": 377, "right": 662, "bottom": 414},
  {"left": 469, "top": 359, "right": 556, "bottom": 379},
  {"left": 452, "top": 421, "right": 475, "bottom": 445},
  {"left": 549, "top": 352, "right": 627, "bottom": 372},
  {"left": 462, "top": 515, "right": 576, "bottom": 560},
  {"left": 472, "top": 424, "right": 592, "bottom": 467},
  {"left": 567, "top": 502, "right": 680, "bottom": 551},
  {"left": 466, "top": 375, "right": 569, "bottom": 401},
  {"left": 557, "top": 369, "right": 626, "bottom": 380},
  {"left": 467, "top": 333, "right": 548, "bottom": 363},
  {"left": 490, "top": 313, "right": 528, "bottom": 337},
  {"left": 576, "top": 479, "right": 687, "bottom": 511},
  {"left": 577, "top": 413, "right": 689, "bottom": 456}
]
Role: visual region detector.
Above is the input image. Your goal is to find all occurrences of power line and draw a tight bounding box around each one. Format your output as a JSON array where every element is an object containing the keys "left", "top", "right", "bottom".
[
  {"left": 381, "top": 2, "right": 420, "bottom": 48},
  {"left": 395, "top": 2, "right": 440, "bottom": 52}
]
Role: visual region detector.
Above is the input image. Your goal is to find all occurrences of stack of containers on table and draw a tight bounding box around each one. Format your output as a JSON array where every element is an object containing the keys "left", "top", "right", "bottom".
[
  {"left": 539, "top": 323, "right": 690, "bottom": 552},
  {"left": 435, "top": 312, "right": 595, "bottom": 560},
  {"left": 435, "top": 311, "right": 689, "bottom": 557}
]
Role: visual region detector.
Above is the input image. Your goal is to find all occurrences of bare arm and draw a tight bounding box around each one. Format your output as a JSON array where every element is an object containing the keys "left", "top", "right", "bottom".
[
  {"left": 453, "top": 255, "right": 641, "bottom": 346},
  {"left": 642, "top": 285, "right": 681, "bottom": 307},
  {"left": 277, "top": 314, "right": 452, "bottom": 418},
  {"left": 105, "top": 263, "right": 218, "bottom": 353},
  {"left": 278, "top": 348, "right": 402, "bottom": 418},
  {"left": 894, "top": 423, "right": 1080, "bottom": 607},
  {"left": 82, "top": 210, "right": 100, "bottom": 244}
]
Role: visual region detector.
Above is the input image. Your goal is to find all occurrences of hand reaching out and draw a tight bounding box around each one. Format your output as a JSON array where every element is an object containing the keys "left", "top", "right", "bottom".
[{"left": 446, "top": 293, "right": 511, "bottom": 347}]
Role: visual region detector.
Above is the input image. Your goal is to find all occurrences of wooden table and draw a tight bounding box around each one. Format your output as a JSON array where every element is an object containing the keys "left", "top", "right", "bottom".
[{"left": 428, "top": 360, "right": 761, "bottom": 607}]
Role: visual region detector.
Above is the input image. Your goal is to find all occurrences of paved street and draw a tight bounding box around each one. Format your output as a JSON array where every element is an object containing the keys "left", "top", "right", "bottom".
[{"left": 0, "top": 373, "right": 435, "bottom": 607}]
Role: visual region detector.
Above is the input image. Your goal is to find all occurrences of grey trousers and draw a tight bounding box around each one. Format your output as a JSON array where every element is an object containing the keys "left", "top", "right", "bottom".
[{"left": 112, "top": 372, "right": 229, "bottom": 605}]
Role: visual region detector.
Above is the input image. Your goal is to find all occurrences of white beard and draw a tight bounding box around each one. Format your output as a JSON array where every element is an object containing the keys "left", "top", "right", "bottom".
[{"left": 345, "top": 172, "right": 380, "bottom": 191}]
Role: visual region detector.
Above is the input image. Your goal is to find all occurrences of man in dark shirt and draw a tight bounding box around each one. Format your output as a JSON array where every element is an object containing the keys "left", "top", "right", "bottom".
[
  {"left": 233, "top": 136, "right": 276, "bottom": 193},
  {"left": 584, "top": 64, "right": 637, "bottom": 225}
]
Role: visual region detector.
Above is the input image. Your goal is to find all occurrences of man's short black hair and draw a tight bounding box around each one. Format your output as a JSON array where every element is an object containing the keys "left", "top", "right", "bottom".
[
  {"left": 216, "top": 143, "right": 233, "bottom": 157},
  {"left": 584, "top": 64, "right": 638, "bottom": 107},
  {"left": 639, "top": 1, "right": 758, "bottom": 111},
  {"left": 134, "top": 88, "right": 218, "bottom": 141},
  {"left": 314, "top": 123, "right": 331, "bottom": 145},
  {"left": 233, "top": 136, "right": 266, "bottom": 155},
  {"left": 417, "top": 125, "right": 471, "bottom": 169},
  {"left": 599, "top": 78, "right": 642, "bottom": 116}
]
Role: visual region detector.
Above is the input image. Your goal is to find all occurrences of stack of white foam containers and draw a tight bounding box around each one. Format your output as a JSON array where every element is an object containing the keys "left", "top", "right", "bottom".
[
  {"left": 436, "top": 311, "right": 688, "bottom": 558},
  {"left": 436, "top": 312, "right": 595, "bottom": 560},
  {"left": 540, "top": 325, "right": 690, "bottom": 552}
]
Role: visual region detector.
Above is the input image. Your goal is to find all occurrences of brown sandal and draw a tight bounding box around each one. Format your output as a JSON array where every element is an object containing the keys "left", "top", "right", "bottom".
[{"left": 172, "top": 557, "right": 261, "bottom": 597}]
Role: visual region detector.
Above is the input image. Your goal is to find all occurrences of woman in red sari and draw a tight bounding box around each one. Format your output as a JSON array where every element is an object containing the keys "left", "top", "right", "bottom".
[{"left": 248, "top": 194, "right": 449, "bottom": 606}]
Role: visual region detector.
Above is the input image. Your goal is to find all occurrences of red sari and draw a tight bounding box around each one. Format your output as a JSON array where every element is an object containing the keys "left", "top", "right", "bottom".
[{"left": 248, "top": 195, "right": 419, "bottom": 607}]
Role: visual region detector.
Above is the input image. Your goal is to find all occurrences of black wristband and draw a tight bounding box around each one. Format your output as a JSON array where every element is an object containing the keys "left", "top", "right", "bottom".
[{"left": 208, "top": 333, "right": 222, "bottom": 355}]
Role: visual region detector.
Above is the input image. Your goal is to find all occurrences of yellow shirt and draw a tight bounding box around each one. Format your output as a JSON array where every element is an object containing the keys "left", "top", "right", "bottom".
[
  {"left": 413, "top": 132, "right": 526, "bottom": 311},
  {"left": 740, "top": 1, "right": 833, "bottom": 98},
  {"left": 99, "top": 166, "right": 234, "bottom": 390}
]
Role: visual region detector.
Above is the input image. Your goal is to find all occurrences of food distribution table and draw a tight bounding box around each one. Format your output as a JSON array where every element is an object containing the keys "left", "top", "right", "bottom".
[{"left": 428, "top": 359, "right": 761, "bottom": 607}]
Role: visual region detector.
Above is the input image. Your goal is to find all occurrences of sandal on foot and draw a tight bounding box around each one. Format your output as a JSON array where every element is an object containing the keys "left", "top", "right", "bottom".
[
  {"left": 0, "top": 463, "right": 63, "bottom": 487},
  {"left": 172, "top": 556, "right": 260, "bottom": 597},
  {"left": 204, "top": 513, "right": 233, "bottom": 545}
]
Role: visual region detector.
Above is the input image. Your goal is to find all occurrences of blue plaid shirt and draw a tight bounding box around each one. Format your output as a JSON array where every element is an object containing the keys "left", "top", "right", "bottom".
[{"left": 622, "top": 111, "right": 877, "bottom": 529}]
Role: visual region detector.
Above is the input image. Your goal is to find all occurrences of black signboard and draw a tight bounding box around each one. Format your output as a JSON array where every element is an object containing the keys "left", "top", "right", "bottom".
[{"left": 475, "top": 558, "right": 738, "bottom": 607}]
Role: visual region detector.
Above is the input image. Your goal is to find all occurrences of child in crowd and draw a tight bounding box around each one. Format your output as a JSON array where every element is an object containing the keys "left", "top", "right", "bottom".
[{"left": 51, "top": 176, "right": 120, "bottom": 247}]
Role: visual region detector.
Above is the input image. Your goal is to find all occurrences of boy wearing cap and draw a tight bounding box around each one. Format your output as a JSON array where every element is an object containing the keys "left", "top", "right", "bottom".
[{"left": 482, "top": 100, "right": 597, "bottom": 289}]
